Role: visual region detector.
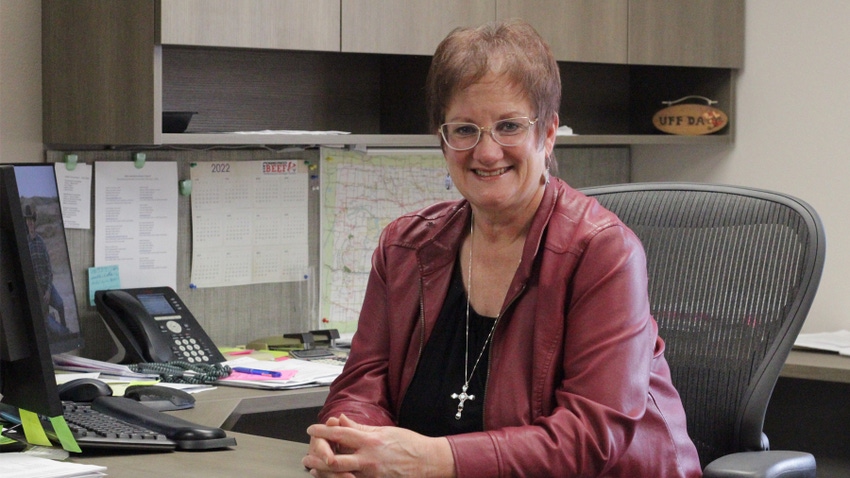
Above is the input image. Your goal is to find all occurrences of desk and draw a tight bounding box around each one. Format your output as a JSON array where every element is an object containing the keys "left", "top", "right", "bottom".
[
  {"left": 175, "top": 385, "right": 329, "bottom": 430},
  {"left": 781, "top": 349, "right": 850, "bottom": 383},
  {"left": 773, "top": 350, "right": 850, "bottom": 477},
  {"left": 65, "top": 385, "right": 325, "bottom": 476},
  {"left": 68, "top": 431, "right": 309, "bottom": 477},
  {"left": 63, "top": 353, "right": 850, "bottom": 476}
]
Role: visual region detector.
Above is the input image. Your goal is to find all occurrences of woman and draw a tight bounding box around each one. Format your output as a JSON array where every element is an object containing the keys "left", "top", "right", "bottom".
[{"left": 303, "top": 19, "right": 701, "bottom": 477}]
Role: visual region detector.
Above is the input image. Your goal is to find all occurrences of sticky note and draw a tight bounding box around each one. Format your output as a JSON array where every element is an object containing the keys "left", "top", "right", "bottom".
[
  {"left": 19, "top": 409, "right": 52, "bottom": 447},
  {"left": 48, "top": 416, "right": 81, "bottom": 453},
  {"left": 88, "top": 265, "right": 120, "bottom": 306}
]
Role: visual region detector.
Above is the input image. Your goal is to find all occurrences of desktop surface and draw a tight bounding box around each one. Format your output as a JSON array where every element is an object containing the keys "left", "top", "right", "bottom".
[
  {"left": 174, "top": 385, "right": 329, "bottom": 431},
  {"left": 781, "top": 349, "right": 850, "bottom": 383},
  {"left": 68, "top": 431, "right": 309, "bottom": 477},
  {"left": 55, "top": 352, "right": 850, "bottom": 476},
  {"left": 63, "top": 385, "right": 318, "bottom": 476}
]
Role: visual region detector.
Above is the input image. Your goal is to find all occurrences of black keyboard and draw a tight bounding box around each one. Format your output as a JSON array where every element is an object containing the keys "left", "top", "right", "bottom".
[
  {"left": 61, "top": 401, "right": 177, "bottom": 451},
  {"left": 86, "top": 396, "right": 237, "bottom": 451},
  {"left": 2, "top": 396, "right": 236, "bottom": 452}
]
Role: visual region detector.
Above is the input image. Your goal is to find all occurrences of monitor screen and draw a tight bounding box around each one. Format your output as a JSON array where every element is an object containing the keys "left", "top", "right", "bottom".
[
  {"left": 0, "top": 165, "right": 64, "bottom": 417},
  {"left": 13, "top": 164, "right": 82, "bottom": 355}
]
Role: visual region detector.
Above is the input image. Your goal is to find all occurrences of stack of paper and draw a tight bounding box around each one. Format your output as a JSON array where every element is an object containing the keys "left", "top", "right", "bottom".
[
  {"left": 217, "top": 357, "right": 343, "bottom": 390},
  {"left": 793, "top": 330, "right": 850, "bottom": 356},
  {"left": 52, "top": 354, "right": 160, "bottom": 380},
  {"left": 1, "top": 453, "right": 106, "bottom": 478}
]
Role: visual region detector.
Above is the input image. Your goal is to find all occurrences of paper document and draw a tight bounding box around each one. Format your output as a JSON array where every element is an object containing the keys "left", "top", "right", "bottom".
[
  {"left": 189, "top": 160, "right": 309, "bottom": 288},
  {"left": 217, "top": 357, "right": 342, "bottom": 390},
  {"left": 53, "top": 354, "right": 160, "bottom": 380},
  {"left": 93, "top": 161, "right": 179, "bottom": 289},
  {"left": 320, "top": 148, "right": 461, "bottom": 333},
  {"left": 0, "top": 452, "right": 106, "bottom": 478},
  {"left": 793, "top": 330, "right": 850, "bottom": 356},
  {"left": 54, "top": 162, "right": 92, "bottom": 229}
]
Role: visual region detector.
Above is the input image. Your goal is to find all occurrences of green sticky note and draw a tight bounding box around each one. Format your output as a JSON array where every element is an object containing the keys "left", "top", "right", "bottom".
[
  {"left": 19, "top": 409, "right": 52, "bottom": 447},
  {"left": 49, "top": 416, "right": 81, "bottom": 453},
  {"left": 88, "top": 265, "right": 120, "bottom": 306}
]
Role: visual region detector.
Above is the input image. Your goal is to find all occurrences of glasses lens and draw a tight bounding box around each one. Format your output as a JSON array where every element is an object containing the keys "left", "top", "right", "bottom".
[
  {"left": 441, "top": 123, "right": 480, "bottom": 151},
  {"left": 492, "top": 118, "right": 532, "bottom": 146}
]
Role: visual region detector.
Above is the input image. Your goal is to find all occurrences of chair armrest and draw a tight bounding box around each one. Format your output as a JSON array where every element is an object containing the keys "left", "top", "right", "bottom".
[{"left": 703, "top": 450, "right": 815, "bottom": 478}]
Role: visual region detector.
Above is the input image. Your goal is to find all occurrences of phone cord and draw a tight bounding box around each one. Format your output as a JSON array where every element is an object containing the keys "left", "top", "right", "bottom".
[{"left": 128, "top": 361, "right": 232, "bottom": 384}]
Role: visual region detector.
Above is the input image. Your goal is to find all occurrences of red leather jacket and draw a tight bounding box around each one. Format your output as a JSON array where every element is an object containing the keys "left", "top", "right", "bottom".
[{"left": 320, "top": 178, "right": 701, "bottom": 477}]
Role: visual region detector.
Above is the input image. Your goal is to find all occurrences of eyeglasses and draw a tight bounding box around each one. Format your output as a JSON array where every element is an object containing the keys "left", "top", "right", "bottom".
[{"left": 439, "top": 116, "right": 538, "bottom": 151}]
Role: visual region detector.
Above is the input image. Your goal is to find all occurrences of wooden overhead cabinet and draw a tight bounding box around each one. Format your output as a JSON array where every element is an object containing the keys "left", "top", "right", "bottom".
[
  {"left": 158, "top": 0, "right": 340, "bottom": 51},
  {"left": 497, "top": 0, "right": 629, "bottom": 64},
  {"left": 628, "top": 0, "right": 745, "bottom": 68},
  {"left": 42, "top": 0, "right": 743, "bottom": 148},
  {"left": 341, "top": 1, "right": 495, "bottom": 56}
]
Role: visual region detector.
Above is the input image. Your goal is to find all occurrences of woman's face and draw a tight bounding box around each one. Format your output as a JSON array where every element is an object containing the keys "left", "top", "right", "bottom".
[{"left": 443, "top": 72, "right": 556, "bottom": 218}]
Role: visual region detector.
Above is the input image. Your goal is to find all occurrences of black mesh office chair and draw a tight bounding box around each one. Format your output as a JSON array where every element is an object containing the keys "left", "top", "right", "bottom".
[{"left": 580, "top": 183, "right": 825, "bottom": 478}]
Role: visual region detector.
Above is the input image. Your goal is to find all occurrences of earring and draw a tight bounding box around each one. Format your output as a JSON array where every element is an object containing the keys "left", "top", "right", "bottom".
[{"left": 445, "top": 172, "right": 453, "bottom": 190}]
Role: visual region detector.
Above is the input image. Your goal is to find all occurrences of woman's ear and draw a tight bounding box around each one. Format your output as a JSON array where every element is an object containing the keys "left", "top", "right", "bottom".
[{"left": 545, "top": 113, "right": 559, "bottom": 155}]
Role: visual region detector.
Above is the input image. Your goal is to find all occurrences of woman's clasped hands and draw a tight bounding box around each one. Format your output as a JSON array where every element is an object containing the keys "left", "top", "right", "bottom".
[{"left": 303, "top": 414, "right": 456, "bottom": 478}]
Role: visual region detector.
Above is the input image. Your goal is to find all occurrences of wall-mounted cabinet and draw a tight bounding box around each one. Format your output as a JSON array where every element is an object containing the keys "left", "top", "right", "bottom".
[
  {"left": 42, "top": 0, "right": 742, "bottom": 148},
  {"left": 497, "top": 0, "right": 629, "bottom": 64},
  {"left": 159, "top": 0, "right": 340, "bottom": 51},
  {"left": 629, "top": 0, "right": 745, "bottom": 68},
  {"left": 341, "top": 2, "right": 495, "bottom": 56}
]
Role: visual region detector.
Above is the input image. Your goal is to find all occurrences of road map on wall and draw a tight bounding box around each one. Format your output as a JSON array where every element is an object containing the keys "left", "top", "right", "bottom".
[{"left": 320, "top": 148, "right": 461, "bottom": 333}]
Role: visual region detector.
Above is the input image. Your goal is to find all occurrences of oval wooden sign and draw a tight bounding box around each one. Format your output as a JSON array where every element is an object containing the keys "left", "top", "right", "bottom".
[{"left": 652, "top": 104, "right": 728, "bottom": 135}]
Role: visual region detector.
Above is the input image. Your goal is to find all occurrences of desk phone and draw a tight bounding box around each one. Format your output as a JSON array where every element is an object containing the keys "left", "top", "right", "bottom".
[{"left": 95, "top": 287, "right": 226, "bottom": 364}]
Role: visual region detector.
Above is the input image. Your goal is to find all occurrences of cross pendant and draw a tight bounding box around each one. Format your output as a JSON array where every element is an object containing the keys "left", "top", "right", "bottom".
[{"left": 450, "top": 384, "right": 475, "bottom": 420}]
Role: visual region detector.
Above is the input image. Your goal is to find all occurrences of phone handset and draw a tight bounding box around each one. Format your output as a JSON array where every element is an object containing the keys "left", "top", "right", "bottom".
[{"left": 97, "top": 290, "right": 174, "bottom": 363}]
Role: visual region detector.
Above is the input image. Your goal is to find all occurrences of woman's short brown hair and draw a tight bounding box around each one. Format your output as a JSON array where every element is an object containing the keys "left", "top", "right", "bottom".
[{"left": 425, "top": 19, "right": 561, "bottom": 138}]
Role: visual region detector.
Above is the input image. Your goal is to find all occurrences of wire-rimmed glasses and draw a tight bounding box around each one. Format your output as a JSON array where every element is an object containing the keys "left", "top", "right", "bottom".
[{"left": 439, "top": 116, "right": 538, "bottom": 151}]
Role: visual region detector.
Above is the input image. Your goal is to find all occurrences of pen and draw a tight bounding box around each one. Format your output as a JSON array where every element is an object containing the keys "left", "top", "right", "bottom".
[{"left": 232, "top": 367, "right": 282, "bottom": 378}]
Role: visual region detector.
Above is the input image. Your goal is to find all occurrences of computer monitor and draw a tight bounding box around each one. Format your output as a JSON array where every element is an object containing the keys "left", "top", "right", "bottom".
[{"left": 0, "top": 164, "right": 82, "bottom": 417}]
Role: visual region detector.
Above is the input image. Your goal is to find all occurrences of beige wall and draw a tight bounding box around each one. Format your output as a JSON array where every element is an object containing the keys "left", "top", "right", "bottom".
[
  {"left": 633, "top": 1, "right": 850, "bottom": 334},
  {"left": 4, "top": 2, "right": 847, "bottom": 333},
  {"left": 0, "top": 1, "right": 42, "bottom": 163}
]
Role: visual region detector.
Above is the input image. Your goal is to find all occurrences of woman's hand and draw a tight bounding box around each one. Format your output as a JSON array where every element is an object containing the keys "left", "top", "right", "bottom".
[{"left": 302, "top": 414, "right": 455, "bottom": 478}]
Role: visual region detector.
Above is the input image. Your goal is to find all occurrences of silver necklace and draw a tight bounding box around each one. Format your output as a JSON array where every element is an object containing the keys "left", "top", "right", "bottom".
[{"left": 451, "top": 216, "right": 500, "bottom": 420}]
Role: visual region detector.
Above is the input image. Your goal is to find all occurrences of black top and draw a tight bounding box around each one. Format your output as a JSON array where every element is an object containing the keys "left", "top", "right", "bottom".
[{"left": 398, "top": 260, "right": 496, "bottom": 436}]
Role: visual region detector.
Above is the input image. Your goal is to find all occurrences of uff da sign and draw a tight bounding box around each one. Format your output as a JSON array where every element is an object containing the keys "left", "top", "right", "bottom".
[{"left": 652, "top": 96, "right": 728, "bottom": 136}]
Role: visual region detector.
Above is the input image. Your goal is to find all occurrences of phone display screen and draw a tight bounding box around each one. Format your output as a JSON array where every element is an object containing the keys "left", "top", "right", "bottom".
[{"left": 137, "top": 293, "right": 176, "bottom": 316}]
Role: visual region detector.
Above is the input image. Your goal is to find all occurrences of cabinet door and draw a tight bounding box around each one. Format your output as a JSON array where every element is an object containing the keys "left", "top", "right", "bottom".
[
  {"left": 159, "top": 0, "right": 340, "bottom": 52},
  {"left": 497, "top": 0, "right": 628, "bottom": 64},
  {"left": 341, "top": 1, "right": 495, "bottom": 55},
  {"left": 628, "top": 0, "right": 744, "bottom": 68},
  {"left": 43, "top": 0, "right": 159, "bottom": 145}
]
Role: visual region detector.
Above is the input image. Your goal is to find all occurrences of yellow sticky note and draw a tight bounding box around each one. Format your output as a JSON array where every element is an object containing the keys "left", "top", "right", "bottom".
[
  {"left": 48, "top": 416, "right": 81, "bottom": 453},
  {"left": 19, "top": 409, "right": 52, "bottom": 447}
]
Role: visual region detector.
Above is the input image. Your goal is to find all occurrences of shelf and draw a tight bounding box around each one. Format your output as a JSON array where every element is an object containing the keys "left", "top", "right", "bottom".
[{"left": 160, "top": 133, "right": 732, "bottom": 148}]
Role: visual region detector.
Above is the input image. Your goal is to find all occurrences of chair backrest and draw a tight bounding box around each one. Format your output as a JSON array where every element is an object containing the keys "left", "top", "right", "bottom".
[{"left": 580, "top": 182, "right": 825, "bottom": 467}]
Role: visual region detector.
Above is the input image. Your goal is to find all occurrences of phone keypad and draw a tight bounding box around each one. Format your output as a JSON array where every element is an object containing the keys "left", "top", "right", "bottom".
[{"left": 170, "top": 334, "right": 213, "bottom": 363}]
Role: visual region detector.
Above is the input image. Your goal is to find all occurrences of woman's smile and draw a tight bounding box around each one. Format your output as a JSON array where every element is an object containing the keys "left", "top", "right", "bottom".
[{"left": 473, "top": 166, "right": 511, "bottom": 177}]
